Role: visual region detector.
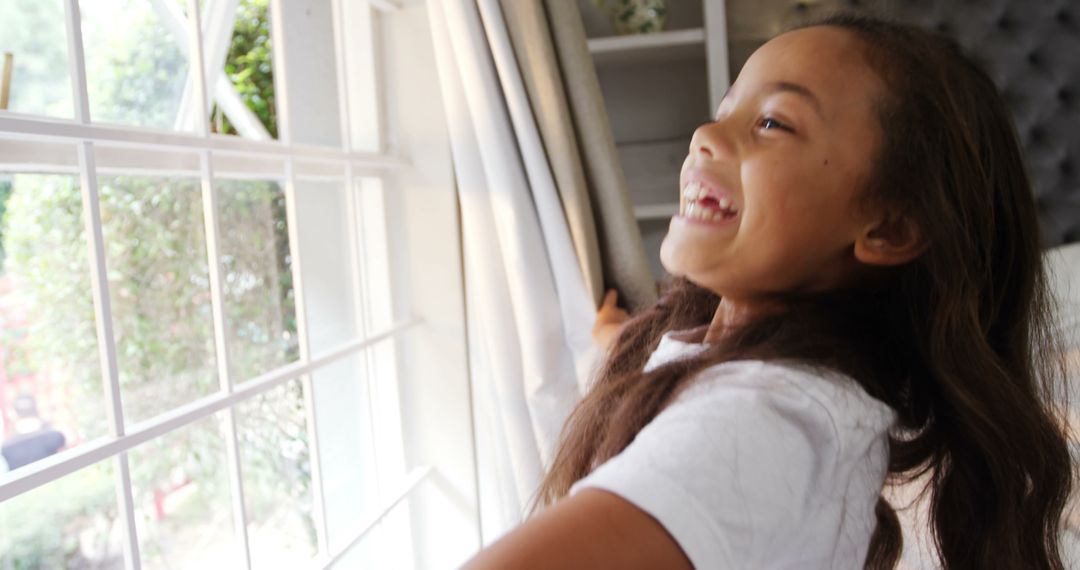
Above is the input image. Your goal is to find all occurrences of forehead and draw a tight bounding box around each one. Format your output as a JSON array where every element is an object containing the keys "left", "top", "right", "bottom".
[{"left": 731, "top": 26, "right": 885, "bottom": 119}]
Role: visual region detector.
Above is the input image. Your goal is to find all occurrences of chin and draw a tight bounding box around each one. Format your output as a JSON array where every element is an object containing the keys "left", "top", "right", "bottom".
[{"left": 660, "top": 237, "right": 714, "bottom": 282}]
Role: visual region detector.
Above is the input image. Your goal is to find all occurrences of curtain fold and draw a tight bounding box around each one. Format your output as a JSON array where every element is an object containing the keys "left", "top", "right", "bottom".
[
  {"left": 496, "top": 0, "right": 605, "bottom": 307},
  {"left": 542, "top": 0, "right": 658, "bottom": 312},
  {"left": 427, "top": 0, "right": 656, "bottom": 544},
  {"left": 498, "top": 0, "right": 659, "bottom": 313}
]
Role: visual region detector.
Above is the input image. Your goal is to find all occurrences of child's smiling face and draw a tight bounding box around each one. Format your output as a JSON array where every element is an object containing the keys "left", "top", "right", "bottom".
[{"left": 660, "top": 25, "right": 890, "bottom": 301}]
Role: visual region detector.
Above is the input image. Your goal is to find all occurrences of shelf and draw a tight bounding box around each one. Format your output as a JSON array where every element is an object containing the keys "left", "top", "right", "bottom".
[
  {"left": 587, "top": 28, "right": 706, "bottom": 65},
  {"left": 634, "top": 202, "right": 678, "bottom": 220}
]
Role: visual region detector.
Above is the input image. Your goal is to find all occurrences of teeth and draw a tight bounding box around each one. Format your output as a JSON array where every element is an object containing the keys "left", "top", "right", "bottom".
[{"left": 680, "top": 180, "right": 740, "bottom": 219}]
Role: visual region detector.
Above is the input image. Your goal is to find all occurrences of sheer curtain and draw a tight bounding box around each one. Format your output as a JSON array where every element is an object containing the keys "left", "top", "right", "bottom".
[{"left": 426, "top": 0, "right": 655, "bottom": 544}]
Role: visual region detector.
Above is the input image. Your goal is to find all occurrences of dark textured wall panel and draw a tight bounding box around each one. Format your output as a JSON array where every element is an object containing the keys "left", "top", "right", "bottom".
[{"left": 884, "top": 0, "right": 1080, "bottom": 246}]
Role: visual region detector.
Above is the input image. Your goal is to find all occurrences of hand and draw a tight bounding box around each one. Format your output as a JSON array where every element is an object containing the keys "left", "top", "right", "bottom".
[{"left": 593, "top": 289, "right": 630, "bottom": 350}]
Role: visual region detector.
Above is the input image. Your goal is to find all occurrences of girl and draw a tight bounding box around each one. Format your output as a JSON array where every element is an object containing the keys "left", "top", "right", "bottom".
[{"left": 464, "top": 12, "right": 1074, "bottom": 569}]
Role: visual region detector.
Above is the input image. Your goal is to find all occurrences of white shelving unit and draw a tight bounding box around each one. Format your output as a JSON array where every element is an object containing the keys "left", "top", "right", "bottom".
[
  {"left": 577, "top": 0, "right": 732, "bottom": 284},
  {"left": 633, "top": 202, "right": 680, "bottom": 220},
  {"left": 586, "top": 27, "right": 705, "bottom": 64}
]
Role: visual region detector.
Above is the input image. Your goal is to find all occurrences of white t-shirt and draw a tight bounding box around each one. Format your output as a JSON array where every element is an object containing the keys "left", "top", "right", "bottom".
[{"left": 569, "top": 330, "right": 897, "bottom": 569}]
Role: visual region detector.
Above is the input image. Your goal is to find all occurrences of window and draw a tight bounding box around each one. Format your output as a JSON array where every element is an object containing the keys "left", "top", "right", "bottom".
[{"left": 0, "top": 0, "right": 475, "bottom": 568}]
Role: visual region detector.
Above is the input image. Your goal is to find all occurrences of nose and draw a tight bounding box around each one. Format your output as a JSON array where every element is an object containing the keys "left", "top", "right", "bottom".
[{"left": 689, "top": 119, "right": 734, "bottom": 161}]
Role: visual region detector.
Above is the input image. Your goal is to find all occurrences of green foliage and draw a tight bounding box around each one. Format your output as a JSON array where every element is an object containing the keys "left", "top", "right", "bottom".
[
  {"left": 0, "top": 462, "right": 119, "bottom": 569},
  {"left": 1, "top": 175, "right": 107, "bottom": 440},
  {"left": 215, "top": 0, "right": 277, "bottom": 138}
]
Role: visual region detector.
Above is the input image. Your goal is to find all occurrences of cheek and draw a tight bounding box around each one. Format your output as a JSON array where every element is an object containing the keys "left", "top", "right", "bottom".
[
  {"left": 743, "top": 156, "right": 859, "bottom": 242},
  {"left": 743, "top": 158, "right": 816, "bottom": 226}
]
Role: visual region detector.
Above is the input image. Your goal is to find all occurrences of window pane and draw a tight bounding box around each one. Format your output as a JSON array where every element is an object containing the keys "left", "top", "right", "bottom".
[
  {"left": 79, "top": 0, "right": 194, "bottom": 131},
  {"left": 238, "top": 378, "right": 317, "bottom": 568},
  {"left": 0, "top": 0, "right": 74, "bottom": 118},
  {"left": 97, "top": 171, "right": 218, "bottom": 423},
  {"left": 264, "top": 0, "right": 342, "bottom": 147},
  {"left": 328, "top": 509, "right": 415, "bottom": 570},
  {"left": 0, "top": 168, "right": 108, "bottom": 475},
  {"left": 207, "top": 0, "right": 278, "bottom": 139},
  {"left": 215, "top": 178, "right": 298, "bottom": 382},
  {"left": 129, "top": 413, "right": 240, "bottom": 569},
  {"left": 0, "top": 460, "right": 122, "bottom": 568},
  {"left": 355, "top": 177, "right": 394, "bottom": 333},
  {"left": 310, "top": 354, "right": 377, "bottom": 553},
  {"left": 293, "top": 177, "right": 360, "bottom": 353}
]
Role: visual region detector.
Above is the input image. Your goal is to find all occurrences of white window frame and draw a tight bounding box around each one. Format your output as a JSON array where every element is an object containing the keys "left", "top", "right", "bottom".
[{"left": 0, "top": 1, "right": 476, "bottom": 568}]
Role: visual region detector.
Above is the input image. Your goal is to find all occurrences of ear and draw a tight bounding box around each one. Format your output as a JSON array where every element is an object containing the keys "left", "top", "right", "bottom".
[{"left": 853, "top": 214, "right": 927, "bottom": 266}]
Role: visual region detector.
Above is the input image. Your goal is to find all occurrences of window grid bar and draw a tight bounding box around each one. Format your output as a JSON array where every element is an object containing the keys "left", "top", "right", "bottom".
[
  {"left": 0, "top": 162, "right": 354, "bottom": 184},
  {"left": 281, "top": 157, "right": 332, "bottom": 559},
  {"left": 0, "top": 318, "right": 421, "bottom": 503},
  {"left": 371, "top": 7, "right": 390, "bottom": 153},
  {"left": 267, "top": 0, "right": 334, "bottom": 554},
  {"left": 65, "top": 0, "right": 141, "bottom": 566},
  {"left": 330, "top": 0, "right": 354, "bottom": 156},
  {"left": 366, "top": 0, "right": 402, "bottom": 13},
  {"left": 186, "top": 0, "right": 211, "bottom": 139},
  {"left": 347, "top": 170, "right": 383, "bottom": 470},
  {"left": 200, "top": 149, "right": 255, "bottom": 570},
  {"left": 199, "top": 150, "right": 256, "bottom": 568},
  {"left": 0, "top": 114, "right": 409, "bottom": 170},
  {"left": 312, "top": 465, "right": 434, "bottom": 570},
  {"left": 62, "top": 0, "right": 90, "bottom": 123},
  {"left": 267, "top": 0, "right": 292, "bottom": 147},
  {"left": 186, "top": 0, "right": 255, "bottom": 566},
  {"left": 77, "top": 141, "right": 142, "bottom": 570},
  {"left": 332, "top": 0, "right": 385, "bottom": 513}
]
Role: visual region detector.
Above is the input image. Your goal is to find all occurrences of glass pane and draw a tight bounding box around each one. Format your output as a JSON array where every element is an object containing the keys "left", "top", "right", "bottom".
[
  {"left": 351, "top": 179, "right": 412, "bottom": 555},
  {"left": 129, "top": 414, "right": 240, "bottom": 569},
  {"left": 339, "top": 0, "right": 380, "bottom": 153},
  {"left": 310, "top": 354, "right": 377, "bottom": 553},
  {"left": 97, "top": 172, "right": 218, "bottom": 423},
  {"left": 238, "top": 378, "right": 317, "bottom": 568},
  {"left": 0, "top": 170, "right": 108, "bottom": 475},
  {"left": 79, "top": 0, "right": 194, "bottom": 131},
  {"left": 208, "top": 0, "right": 278, "bottom": 139},
  {"left": 215, "top": 178, "right": 298, "bottom": 382},
  {"left": 293, "top": 179, "right": 360, "bottom": 353},
  {"left": 0, "top": 0, "right": 74, "bottom": 118},
  {"left": 0, "top": 460, "right": 123, "bottom": 568},
  {"left": 329, "top": 518, "right": 413, "bottom": 570},
  {"left": 356, "top": 177, "right": 393, "bottom": 333}
]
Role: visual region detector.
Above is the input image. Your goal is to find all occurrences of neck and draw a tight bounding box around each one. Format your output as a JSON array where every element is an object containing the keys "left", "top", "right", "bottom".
[{"left": 703, "top": 296, "right": 786, "bottom": 344}]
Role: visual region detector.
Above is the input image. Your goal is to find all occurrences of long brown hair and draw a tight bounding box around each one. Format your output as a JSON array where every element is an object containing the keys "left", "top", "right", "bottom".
[{"left": 533, "top": 13, "right": 1074, "bottom": 569}]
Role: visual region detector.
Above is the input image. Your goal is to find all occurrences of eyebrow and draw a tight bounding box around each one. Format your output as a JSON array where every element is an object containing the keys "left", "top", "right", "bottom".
[{"left": 715, "top": 81, "right": 825, "bottom": 120}]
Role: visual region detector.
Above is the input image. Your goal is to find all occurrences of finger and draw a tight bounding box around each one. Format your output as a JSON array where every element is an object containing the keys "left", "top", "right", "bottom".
[{"left": 602, "top": 289, "right": 618, "bottom": 308}]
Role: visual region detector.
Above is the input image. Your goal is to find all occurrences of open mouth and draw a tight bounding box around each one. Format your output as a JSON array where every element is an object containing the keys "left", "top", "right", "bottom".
[{"left": 681, "top": 181, "right": 739, "bottom": 222}]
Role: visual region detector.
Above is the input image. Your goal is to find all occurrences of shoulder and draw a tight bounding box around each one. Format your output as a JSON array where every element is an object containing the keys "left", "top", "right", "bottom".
[
  {"left": 669, "top": 359, "right": 896, "bottom": 441},
  {"left": 570, "top": 359, "right": 896, "bottom": 567}
]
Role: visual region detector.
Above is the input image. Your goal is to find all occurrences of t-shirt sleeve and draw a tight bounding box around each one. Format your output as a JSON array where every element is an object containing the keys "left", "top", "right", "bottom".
[{"left": 568, "top": 363, "right": 843, "bottom": 568}]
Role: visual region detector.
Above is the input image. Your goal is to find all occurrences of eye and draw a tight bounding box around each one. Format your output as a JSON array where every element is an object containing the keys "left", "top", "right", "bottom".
[{"left": 757, "top": 116, "right": 793, "bottom": 133}]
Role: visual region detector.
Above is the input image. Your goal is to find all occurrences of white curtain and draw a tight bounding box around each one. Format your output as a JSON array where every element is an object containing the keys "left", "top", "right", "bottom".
[{"left": 427, "top": 0, "right": 600, "bottom": 544}]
